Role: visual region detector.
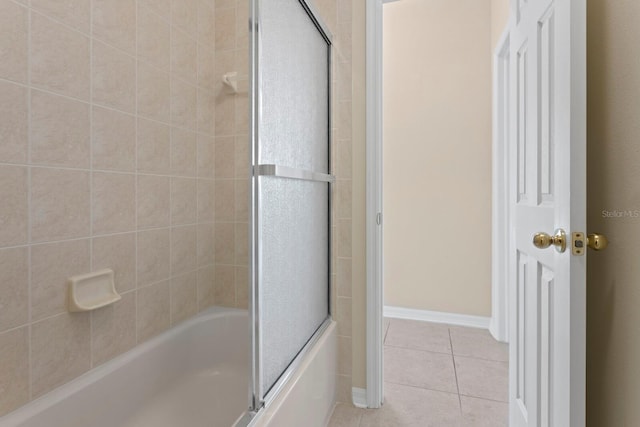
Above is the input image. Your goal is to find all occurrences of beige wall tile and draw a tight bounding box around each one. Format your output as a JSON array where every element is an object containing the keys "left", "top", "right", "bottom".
[
  {"left": 197, "top": 88, "right": 216, "bottom": 135},
  {"left": 214, "top": 136, "right": 235, "bottom": 178},
  {"left": 171, "top": 225, "right": 197, "bottom": 275},
  {"left": 0, "top": 327, "right": 29, "bottom": 416},
  {"left": 234, "top": 95, "right": 248, "bottom": 134},
  {"left": 337, "top": 219, "right": 352, "bottom": 258},
  {"left": 0, "top": 80, "right": 28, "bottom": 164},
  {"left": 137, "top": 118, "right": 171, "bottom": 174},
  {"left": 92, "top": 41, "right": 136, "bottom": 114},
  {"left": 137, "top": 228, "right": 170, "bottom": 286},
  {"left": 234, "top": 135, "right": 249, "bottom": 178},
  {"left": 92, "top": 0, "right": 136, "bottom": 54},
  {"left": 137, "top": 3, "right": 170, "bottom": 71},
  {"left": 336, "top": 257, "right": 352, "bottom": 298},
  {"left": 31, "top": 312, "right": 91, "bottom": 398},
  {"left": 214, "top": 49, "right": 234, "bottom": 93},
  {"left": 235, "top": 1, "right": 249, "bottom": 50},
  {"left": 196, "top": 265, "right": 215, "bottom": 310},
  {"left": 170, "top": 271, "right": 197, "bottom": 324},
  {"left": 137, "top": 62, "right": 170, "bottom": 122},
  {"left": 337, "top": 139, "right": 352, "bottom": 180},
  {"left": 30, "top": 90, "right": 90, "bottom": 168},
  {"left": 0, "top": 166, "right": 28, "bottom": 247},
  {"left": 91, "top": 291, "right": 136, "bottom": 366},
  {"left": 197, "top": 223, "right": 214, "bottom": 267},
  {"left": 196, "top": 0, "right": 215, "bottom": 47},
  {"left": 197, "top": 45, "right": 216, "bottom": 90},
  {"left": 214, "top": 222, "right": 234, "bottom": 265},
  {"left": 0, "top": 0, "right": 28, "bottom": 84},
  {"left": 336, "top": 296, "right": 352, "bottom": 337},
  {"left": 171, "top": 178, "right": 198, "bottom": 225},
  {"left": 0, "top": 247, "right": 28, "bottom": 332},
  {"left": 31, "top": 239, "right": 90, "bottom": 321},
  {"left": 336, "top": 180, "right": 352, "bottom": 219},
  {"left": 137, "top": 175, "right": 170, "bottom": 229},
  {"left": 197, "top": 134, "right": 215, "bottom": 178},
  {"left": 234, "top": 179, "right": 248, "bottom": 222},
  {"left": 197, "top": 179, "right": 215, "bottom": 223},
  {"left": 171, "top": 28, "right": 197, "bottom": 83},
  {"left": 31, "top": 168, "right": 90, "bottom": 243},
  {"left": 234, "top": 223, "right": 247, "bottom": 265},
  {"left": 215, "top": 0, "right": 234, "bottom": 9},
  {"left": 171, "top": 0, "right": 198, "bottom": 37},
  {"left": 92, "top": 233, "right": 136, "bottom": 293},
  {"left": 214, "top": 7, "right": 235, "bottom": 51},
  {"left": 171, "top": 78, "right": 198, "bottom": 130},
  {"left": 31, "top": 13, "right": 90, "bottom": 100},
  {"left": 214, "top": 95, "right": 235, "bottom": 136},
  {"left": 137, "top": 280, "right": 170, "bottom": 342},
  {"left": 92, "top": 172, "right": 136, "bottom": 235},
  {"left": 92, "top": 106, "right": 136, "bottom": 172},
  {"left": 214, "top": 264, "right": 235, "bottom": 307},
  {"left": 140, "top": 0, "right": 170, "bottom": 18},
  {"left": 31, "top": 0, "right": 90, "bottom": 33},
  {"left": 170, "top": 127, "right": 197, "bottom": 176},
  {"left": 214, "top": 179, "right": 234, "bottom": 221},
  {"left": 234, "top": 265, "right": 248, "bottom": 309},
  {"left": 338, "top": 336, "right": 352, "bottom": 375}
]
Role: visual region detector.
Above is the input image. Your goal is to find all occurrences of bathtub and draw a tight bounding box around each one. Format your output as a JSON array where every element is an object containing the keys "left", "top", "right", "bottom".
[
  {"left": 0, "top": 307, "right": 337, "bottom": 427},
  {"left": 0, "top": 308, "right": 248, "bottom": 427}
]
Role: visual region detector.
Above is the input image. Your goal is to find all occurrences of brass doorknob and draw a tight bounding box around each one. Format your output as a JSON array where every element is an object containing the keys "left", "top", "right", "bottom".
[
  {"left": 587, "top": 233, "right": 608, "bottom": 251},
  {"left": 533, "top": 229, "right": 567, "bottom": 253}
]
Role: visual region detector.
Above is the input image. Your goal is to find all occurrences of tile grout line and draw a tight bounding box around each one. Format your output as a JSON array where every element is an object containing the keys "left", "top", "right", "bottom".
[
  {"left": 26, "top": 2, "right": 33, "bottom": 404},
  {"left": 448, "top": 328, "right": 463, "bottom": 413}
]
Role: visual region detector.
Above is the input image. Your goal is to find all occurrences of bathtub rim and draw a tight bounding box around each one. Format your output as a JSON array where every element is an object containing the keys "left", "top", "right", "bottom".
[{"left": 0, "top": 306, "right": 248, "bottom": 426}]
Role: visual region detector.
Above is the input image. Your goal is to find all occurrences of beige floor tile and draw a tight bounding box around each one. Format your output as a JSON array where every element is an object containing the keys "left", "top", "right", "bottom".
[
  {"left": 385, "top": 318, "right": 452, "bottom": 354},
  {"left": 383, "top": 317, "right": 390, "bottom": 342},
  {"left": 450, "top": 327, "right": 508, "bottom": 362},
  {"left": 359, "top": 382, "right": 461, "bottom": 427},
  {"left": 327, "top": 403, "right": 365, "bottom": 427},
  {"left": 460, "top": 396, "right": 508, "bottom": 427},
  {"left": 384, "top": 346, "right": 457, "bottom": 393},
  {"left": 455, "top": 356, "right": 508, "bottom": 402}
]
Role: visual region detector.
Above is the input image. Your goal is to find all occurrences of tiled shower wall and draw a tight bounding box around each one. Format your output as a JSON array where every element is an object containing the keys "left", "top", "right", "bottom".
[
  {"left": 0, "top": 0, "right": 217, "bottom": 415},
  {"left": 212, "top": 0, "right": 250, "bottom": 309}
]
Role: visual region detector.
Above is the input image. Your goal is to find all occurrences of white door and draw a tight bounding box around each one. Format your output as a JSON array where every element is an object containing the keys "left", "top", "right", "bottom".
[{"left": 508, "top": 0, "right": 586, "bottom": 426}]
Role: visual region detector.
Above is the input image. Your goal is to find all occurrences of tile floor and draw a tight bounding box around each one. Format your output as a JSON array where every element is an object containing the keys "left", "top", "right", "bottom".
[{"left": 328, "top": 318, "right": 509, "bottom": 427}]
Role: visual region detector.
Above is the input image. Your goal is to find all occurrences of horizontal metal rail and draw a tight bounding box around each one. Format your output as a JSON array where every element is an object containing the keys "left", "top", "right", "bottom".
[{"left": 254, "top": 164, "right": 335, "bottom": 183}]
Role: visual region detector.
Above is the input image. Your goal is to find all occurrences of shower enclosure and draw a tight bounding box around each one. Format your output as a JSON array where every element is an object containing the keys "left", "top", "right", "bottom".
[{"left": 244, "top": 0, "right": 334, "bottom": 422}]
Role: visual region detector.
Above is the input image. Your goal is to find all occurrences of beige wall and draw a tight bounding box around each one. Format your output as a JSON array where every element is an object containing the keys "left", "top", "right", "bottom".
[
  {"left": 0, "top": 0, "right": 221, "bottom": 416},
  {"left": 586, "top": 1, "right": 640, "bottom": 425},
  {"left": 491, "top": 0, "right": 510, "bottom": 50},
  {"left": 382, "top": 0, "right": 492, "bottom": 316}
]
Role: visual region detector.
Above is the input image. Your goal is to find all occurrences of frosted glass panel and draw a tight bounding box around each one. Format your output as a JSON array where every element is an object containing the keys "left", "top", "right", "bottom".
[
  {"left": 258, "top": 177, "right": 329, "bottom": 395},
  {"left": 259, "top": 0, "right": 330, "bottom": 173}
]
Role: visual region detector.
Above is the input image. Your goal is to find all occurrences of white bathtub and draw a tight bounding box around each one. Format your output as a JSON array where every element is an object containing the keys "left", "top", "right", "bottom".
[
  {"left": 0, "top": 308, "right": 249, "bottom": 427},
  {"left": 0, "top": 307, "right": 337, "bottom": 427}
]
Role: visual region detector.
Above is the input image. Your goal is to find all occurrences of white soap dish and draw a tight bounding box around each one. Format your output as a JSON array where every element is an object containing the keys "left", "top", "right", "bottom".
[{"left": 68, "top": 269, "right": 121, "bottom": 312}]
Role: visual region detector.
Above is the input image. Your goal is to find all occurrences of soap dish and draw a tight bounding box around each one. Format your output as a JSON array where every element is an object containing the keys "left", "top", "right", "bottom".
[{"left": 68, "top": 269, "right": 121, "bottom": 312}]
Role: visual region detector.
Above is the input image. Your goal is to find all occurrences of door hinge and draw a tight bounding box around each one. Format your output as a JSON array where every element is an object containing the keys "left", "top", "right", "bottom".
[{"left": 376, "top": 212, "right": 382, "bottom": 225}]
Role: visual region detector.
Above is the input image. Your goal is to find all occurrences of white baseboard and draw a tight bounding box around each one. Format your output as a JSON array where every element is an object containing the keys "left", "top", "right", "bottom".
[
  {"left": 383, "top": 306, "right": 491, "bottom": 330},
  {"left": 351, "top": 387, "right": 367, "bottom": 409}
]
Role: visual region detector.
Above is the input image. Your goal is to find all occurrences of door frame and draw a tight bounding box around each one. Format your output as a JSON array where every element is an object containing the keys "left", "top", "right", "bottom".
[
  {"left": 490, "top": 27, "right": 512, "bottom": 344},
  {"left": 364, "top": 0, "right": 511, "bottom": 408}
]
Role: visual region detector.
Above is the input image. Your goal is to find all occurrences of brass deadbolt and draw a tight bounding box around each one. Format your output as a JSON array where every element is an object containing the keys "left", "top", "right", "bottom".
[{"left": 587, "top": 233, "right": 608, "bottom": 251}]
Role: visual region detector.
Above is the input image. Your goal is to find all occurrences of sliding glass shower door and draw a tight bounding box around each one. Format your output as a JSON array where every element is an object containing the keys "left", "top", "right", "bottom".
[{"left": 249, "top": 0, "right": 333, "bottom": 411}]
